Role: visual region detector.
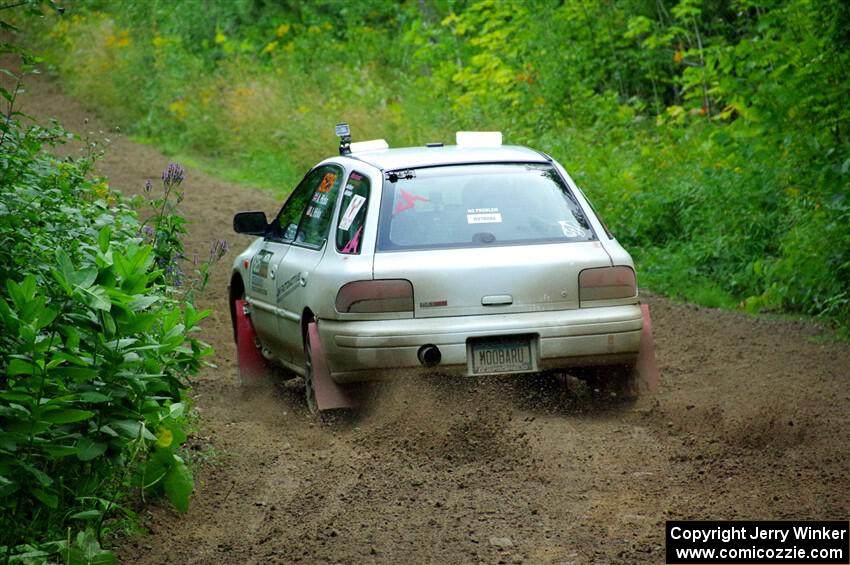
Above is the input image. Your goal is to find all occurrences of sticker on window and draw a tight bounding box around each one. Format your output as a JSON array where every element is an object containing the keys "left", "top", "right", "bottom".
[
  {"left": 338, "top": 194, "right": 366, "bottom": 231},
  {"left": 318, "top": 172, "right": 337, "bottom": 193},
  {"left": 395, "top": 189, "right": 428, "bottom": 213},
  {"left": 558, "top": 218, "right": 584, "bottom": 237},
  {"left": 340, "top": 226, "right": 362, "bottom": 254},
  {"left": 467, "top": 207, "right": 502, "bottom": 224}
]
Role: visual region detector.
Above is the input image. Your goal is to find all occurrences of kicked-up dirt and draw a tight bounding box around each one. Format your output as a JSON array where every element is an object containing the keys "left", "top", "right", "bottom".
[{"left": 18, "top": 73, "right": 850, "bottom": 565}]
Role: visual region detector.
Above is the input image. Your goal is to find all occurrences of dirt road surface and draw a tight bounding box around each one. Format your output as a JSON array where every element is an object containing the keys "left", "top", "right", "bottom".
[{"left": 19, "top": 75, "right": 850, "bottom": 565}]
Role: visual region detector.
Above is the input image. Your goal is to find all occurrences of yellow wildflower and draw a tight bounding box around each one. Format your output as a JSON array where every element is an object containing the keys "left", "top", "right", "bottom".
[
  {"left": 262, "top": 41, "right": 278, "bottom": 55},
  {"left": 156, "top": 427, "right": 174, "bottom": 448},
  {"left": 115, "top": 30, "right": 130, "bottom": 48},
  {"left": 199, "top": 88, "right": 215, "bottom": 107},
  {"left": 275, "top": 23, "right": 290, "bottom": 37},
  {"left": 168, "top": 100, "right": 189, "bottom": 121},
  {"left": 92, "top": 181, "right": 109, "bottom": 199}
]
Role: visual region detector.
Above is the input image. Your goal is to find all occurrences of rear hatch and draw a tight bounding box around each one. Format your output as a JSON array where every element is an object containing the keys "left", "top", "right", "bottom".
[
  {"left": 373, "top": 162, "right": 612, "bottom": 317},
  {"left": 373, "top": 242, "right": 612, "bottom": 317}
]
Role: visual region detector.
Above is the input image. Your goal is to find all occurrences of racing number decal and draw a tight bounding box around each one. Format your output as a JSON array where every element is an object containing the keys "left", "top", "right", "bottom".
[
  {"left": 251, "top": 250, "right": 273, "bottom": 278},
  {"left": 318, "top": 172, "right": 337, "bottom": 193},
  {"left": 250, "top": 250, "right": 273, "bottom": 295}
]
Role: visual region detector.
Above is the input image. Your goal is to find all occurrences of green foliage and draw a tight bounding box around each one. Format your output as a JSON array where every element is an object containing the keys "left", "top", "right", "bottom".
[
  {"left": 0, "top": 59, "right": 212, "bottom": 561},
  {"left": 23, "top": 0, "right": 850, "bottom": 330}
]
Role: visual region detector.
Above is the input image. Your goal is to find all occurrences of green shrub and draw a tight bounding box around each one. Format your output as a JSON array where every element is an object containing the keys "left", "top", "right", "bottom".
[{"left": 0, "top": 61, "right": 211, "bottom": 561}]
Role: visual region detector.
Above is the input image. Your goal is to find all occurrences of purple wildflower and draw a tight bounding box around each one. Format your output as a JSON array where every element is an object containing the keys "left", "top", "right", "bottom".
[
  {"left": 209, "top": 239, "right": 230, "bottom": 261},
  {"left": 144, "top": 179, "right": 153, "bottom": 193},
  {"left": 162, "top": 259, "right": 184, "bottom": 288},
  {"left": 162, "top": 163, "right": 185, "bottom": 187}
]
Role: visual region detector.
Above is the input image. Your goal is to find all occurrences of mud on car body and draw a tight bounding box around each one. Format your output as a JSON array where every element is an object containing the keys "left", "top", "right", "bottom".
[{"left": 229, "top": 127, "right": 657, "bottom": 413}]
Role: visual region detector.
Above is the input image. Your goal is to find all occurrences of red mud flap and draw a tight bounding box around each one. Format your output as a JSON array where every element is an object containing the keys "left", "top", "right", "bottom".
[
  {"left": 634, "top": 304, "right": 659, "bottom": 394},
  {"left": 307, "top": 321, "right": 360, "bottom": 411},
  {"left": 235, "top": 299, "right": 266, "bottom": 383}
]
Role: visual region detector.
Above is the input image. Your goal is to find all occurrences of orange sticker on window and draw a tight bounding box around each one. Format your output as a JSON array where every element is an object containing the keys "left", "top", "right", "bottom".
[{"left": 318, "top": 172, "right": 337, "bottom": 193}]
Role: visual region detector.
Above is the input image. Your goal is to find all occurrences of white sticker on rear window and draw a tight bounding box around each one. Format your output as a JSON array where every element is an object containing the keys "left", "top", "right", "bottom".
[
  {"left": 338, "top": 194, "right": 367, "bottom": 231},
  {"left": 558, "top": 218, "right": 584, "bottom": 237},
  {"left": 467, "top": 213, "right": 502, "bottom": 224},
  {"left": 467, "top": 207, "right": 502, "bottom": 224}
]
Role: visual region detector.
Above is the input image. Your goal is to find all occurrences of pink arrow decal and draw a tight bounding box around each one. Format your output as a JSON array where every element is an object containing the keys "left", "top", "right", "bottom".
[{"left": 394, "top": 189, "right": 429, "bottom": 214}]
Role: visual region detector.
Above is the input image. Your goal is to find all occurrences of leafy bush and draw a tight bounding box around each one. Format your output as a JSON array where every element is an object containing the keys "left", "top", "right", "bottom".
[{"left": 0, "top": 60, "right": 211, "bottom": 560}]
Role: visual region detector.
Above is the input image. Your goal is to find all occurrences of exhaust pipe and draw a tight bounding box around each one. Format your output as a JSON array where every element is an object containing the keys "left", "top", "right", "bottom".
[{"left": 417, "top": 344, "right": 441, "bottom": 367}]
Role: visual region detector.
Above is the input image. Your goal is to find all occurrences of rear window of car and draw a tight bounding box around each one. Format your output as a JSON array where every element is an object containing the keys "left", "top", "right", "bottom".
[{"left": 376, "top": 163, "right": 596, "bottom": 251}]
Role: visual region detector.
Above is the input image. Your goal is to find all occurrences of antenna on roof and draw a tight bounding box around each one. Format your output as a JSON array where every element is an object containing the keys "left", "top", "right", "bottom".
[{"left": 335, "top": 123, "right": 351, "bottom": 155}]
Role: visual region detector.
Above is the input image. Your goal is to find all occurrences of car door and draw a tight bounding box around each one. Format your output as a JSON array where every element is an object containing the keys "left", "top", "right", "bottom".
[
  {"left": 246, "top": 240, "right": 290, "bottom": 356},
  {"left": 247, "top": 169, "right": 319, "bottom": 362},
  {"left": 274, "top": 164, "right": 345, "bottom": 361}
]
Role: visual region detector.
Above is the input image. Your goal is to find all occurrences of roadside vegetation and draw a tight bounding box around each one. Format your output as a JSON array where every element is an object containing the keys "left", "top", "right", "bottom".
[
  {"left": 21, "top": 1, "right": 850, "bottom": 328},
  {"left": 0, "top": 32, "right": 224, "bottom": 562}
]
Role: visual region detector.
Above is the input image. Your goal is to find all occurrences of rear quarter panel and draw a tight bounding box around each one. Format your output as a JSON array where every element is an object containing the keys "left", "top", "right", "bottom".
[
  {"left": 552, "top": 160, "right": 636, "bottom": 271},
  {"left": 306, "top": 163, "right": 385, "bottom": 321}
]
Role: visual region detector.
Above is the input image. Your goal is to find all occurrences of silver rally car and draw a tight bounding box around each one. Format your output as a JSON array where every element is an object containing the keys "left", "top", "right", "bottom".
[{"left": 230, "top": 127, "right": 656, "bottom": 413}]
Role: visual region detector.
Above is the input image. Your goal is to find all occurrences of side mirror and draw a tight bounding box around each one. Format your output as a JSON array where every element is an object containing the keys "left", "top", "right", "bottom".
[{"left": 233, "top": 211, "right": 268, "bottom": 236}]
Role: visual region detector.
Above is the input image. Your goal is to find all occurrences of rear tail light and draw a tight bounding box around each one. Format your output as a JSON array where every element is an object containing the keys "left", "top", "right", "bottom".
[
  {"left": 579, "top": 266, "right": 637, "bottom": 304},
  {"left": 335, "top": 280, "right": 414, "bottom": 313}
]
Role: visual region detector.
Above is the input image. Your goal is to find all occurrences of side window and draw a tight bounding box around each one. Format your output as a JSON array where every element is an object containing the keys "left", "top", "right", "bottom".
[
  {"left": 274, "top": 165, "right": 343, "bottom": 244},
  {"left": 336, "top": 171, "right": 370, "bottom": 254},
  {"left": 295, "top": 165, "right": 343, "bottom": 247},
  {"left": 276, "top": 170, "right": 320, "bottom": 241}
]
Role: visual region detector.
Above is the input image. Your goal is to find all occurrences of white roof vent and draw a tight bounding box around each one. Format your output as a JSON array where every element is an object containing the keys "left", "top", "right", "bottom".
[
  {"left": 349, "top": 139, "right": 389, "bottom": 153},
  {"left": 455, "top": 131, "right": 503, "bottom": 147}
]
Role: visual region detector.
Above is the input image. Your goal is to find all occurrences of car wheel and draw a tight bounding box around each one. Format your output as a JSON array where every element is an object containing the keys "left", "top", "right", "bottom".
[{"left": 303, "top": 331, "right": 319, "bottom": 414}]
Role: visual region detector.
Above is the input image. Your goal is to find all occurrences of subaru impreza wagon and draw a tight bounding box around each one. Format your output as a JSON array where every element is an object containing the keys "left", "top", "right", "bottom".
[{"left": 229, "top": 127, "right": 655, "bottom": 413}]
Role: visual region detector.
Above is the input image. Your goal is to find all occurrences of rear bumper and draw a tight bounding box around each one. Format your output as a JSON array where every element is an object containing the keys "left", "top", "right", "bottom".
[{"left": 318, "top": 305, "right": 643, "bottom": 383}]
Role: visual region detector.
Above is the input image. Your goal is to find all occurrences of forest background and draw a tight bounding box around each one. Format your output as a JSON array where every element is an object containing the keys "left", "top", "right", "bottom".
[{"left": 24, "top": 0, "right": 850, "bottom": 329}]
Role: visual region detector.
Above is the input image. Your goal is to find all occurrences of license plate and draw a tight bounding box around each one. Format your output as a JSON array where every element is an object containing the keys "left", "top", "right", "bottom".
[{"left": 469, "top": 336, "right": 535, "bottom": 375}]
